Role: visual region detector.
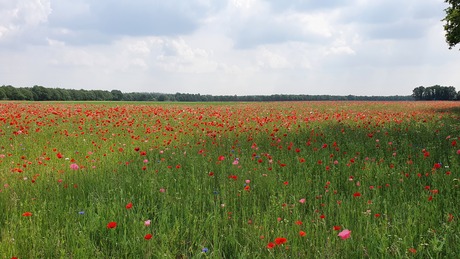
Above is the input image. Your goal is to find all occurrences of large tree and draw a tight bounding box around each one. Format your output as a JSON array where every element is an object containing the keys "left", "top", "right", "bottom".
[{"left": 443, "top": 0, "right": 460, "bottom": 49}]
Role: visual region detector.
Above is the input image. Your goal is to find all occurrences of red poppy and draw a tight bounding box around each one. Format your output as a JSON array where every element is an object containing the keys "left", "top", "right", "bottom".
[
  {"left": 267, "top": 242, "right": 275, "bottom": 249},
  {"left": 22, "top": 212, "right": 32, "bottom": 217},
  {"left": 126, "top": 202, "right": 133, "bottom": 209},
  {"left": 295, "top": 220, "right": 303, "bottom": 225},
  {"left": 333, "top": 226, "right": 341, "bottom": 231},
  {"left": 275, "top": 237, "right": 287, "bottom": 245},
  {"left": 448, "top": 213, "right": 454, "bottom": 222},
  {"left": 353, "top": 192, "right": 361, "bottom": 197},
  {"left": 299, "top": 231, "right": 306, "bottom": 237},
  {"left": 56, "top": 152, "right": 63, "bottom": 159},
  {"left": 228, "top": 175, "right": 238, "bottom": 180},
  {"left": 218, "top": 155, "right": 225, "bottom": 161},
  {"left": 144, "top": 234, "right": 153, "bottom": 240},
  {"left": 107, "top": 221, "right": 117, "bottom": 229}
]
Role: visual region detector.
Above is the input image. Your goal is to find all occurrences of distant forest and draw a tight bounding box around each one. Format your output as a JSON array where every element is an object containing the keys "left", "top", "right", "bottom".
[
  {"left": 412, "top": 85, "right": 459, "bottom": 101},
  {"left": 0, "top": 84, "right": 454, "bottom": 102}
]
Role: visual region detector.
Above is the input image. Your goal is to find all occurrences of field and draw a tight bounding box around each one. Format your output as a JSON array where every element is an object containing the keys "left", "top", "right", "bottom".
[{"left": 0, "top": 101, "right": 459, "bottom": 258}]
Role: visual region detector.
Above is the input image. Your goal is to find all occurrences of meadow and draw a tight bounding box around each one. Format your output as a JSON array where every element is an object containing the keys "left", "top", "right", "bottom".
[{"left": 0, "top": 101, "right": 459, "bottom": 258}]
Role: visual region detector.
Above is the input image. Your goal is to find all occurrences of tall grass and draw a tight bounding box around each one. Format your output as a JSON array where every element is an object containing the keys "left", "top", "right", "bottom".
[{"left": 0, "top": 101, "right": 459, "bottom": 258}]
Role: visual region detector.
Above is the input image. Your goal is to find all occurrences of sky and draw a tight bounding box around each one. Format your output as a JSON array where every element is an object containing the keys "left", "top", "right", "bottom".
[{"left": 1, "top": 0, "right": 459, "bottom": 96}]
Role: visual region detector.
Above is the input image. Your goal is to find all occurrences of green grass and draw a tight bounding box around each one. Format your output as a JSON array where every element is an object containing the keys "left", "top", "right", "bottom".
[{"left": 0, "top": 101, "right": 459, "bottom": 258}]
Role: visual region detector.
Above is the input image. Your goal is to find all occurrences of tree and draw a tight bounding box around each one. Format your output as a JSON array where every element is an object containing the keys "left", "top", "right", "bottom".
[
  {"left": 412, "top": 86, "right": 425, "bottom": 100},
  {"left": 111, "top": 90, "right": 123, "bottom": 101},
  {"left": 0, "top": 87, "right": 6, "bottom": 100},
  {"left": 443, "top": 0, "right": 460, "bottom": 49}
]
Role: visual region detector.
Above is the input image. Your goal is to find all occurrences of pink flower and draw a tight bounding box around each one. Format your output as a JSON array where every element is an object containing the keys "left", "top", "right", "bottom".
[
  {"left": 299, "top": 198, "right": 306, "bottom": 204},
  {"left": 143, "top": 159, "right": 149, "bottom": 163},
  {"left": 338, "top": 229, "right": 351, "bottom": 240},
  {"left": 159, "top": 188, "right": 166, "bottom": 193},
  {"left": 245, "top": 179, "right": 251, "bottom": 184},
  {"left": 144, "top": 220, "right": 151, "bottom": 226},
  {"left": 70, "top": 163, "right": 79, "bottom": 170},
  {"left": 232, "top": 159, "right": 239, "bottom": 165}
]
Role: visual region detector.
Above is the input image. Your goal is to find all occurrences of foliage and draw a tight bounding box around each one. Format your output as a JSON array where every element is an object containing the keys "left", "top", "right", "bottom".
[
  {"left": 443, "top": 0, "right": 460, "bottom": 49},
  {"left": 412, "top": 85, "right": 458, "bottom": 100},
  {"left": 0, "top": 85, "right": 413, "bottom": 102}
]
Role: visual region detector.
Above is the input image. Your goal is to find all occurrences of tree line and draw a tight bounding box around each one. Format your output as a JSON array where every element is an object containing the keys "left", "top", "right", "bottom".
[
  {"left": 412, "top": 85, "right": 459, "bottom": 100},
  {"left": 0, "top": 84, "right": 413, "bottom": 102}
]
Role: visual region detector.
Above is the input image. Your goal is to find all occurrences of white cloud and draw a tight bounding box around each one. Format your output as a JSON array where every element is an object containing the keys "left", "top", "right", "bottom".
[{"left": 0, "top": 0, "right": 459, "bottom": 96}]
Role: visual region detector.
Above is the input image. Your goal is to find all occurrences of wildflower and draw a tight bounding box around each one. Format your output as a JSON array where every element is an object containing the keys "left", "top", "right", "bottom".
[
  {"left": 295, "top": 220, "right": 303, "bottom": 225},
  {"left": 333, "top": 226, "right": 341, "bottom": 231},
  {"left": 338, "top": 229, "right": 351, "bottom": 240},
  {"left": 159, "top": 188, "right": 166, "bottom": 193},
  {"left": 353, "top": 192, "right": 361, "bottom": 197},
  {"left": 107, "top": 221, "right": 117, "bottom": 229},
  {"left": 408, "top": 248, "right": 416, "bottom": 254},
  {"left": 299, "top": 231, "right": 306, "bottom": 237},
  {"left": 70, "top": 163, "right": 79, "bottom": 170},
  {"left": 125, "top": 202, "right": 133, "bottom": 209},
  {"left": 201, "top": 247, "right": 209, "bottom": 253},
  {"left": 228, "top": 175, "right": 238, "bottom": 180},
  {"left": 144, "top": 220, "right": 151, "bottom": 226},
  {"left": 78, "top": 211, "right": 85, "bottom": 215},
  {"left": 299, "top": 198, "right": 306, "bottom": 204},
  {"left": 218, "top": 155, "right": 225, "bottom": 161},
  {"left": 267, "top": 242, "right": 275, "bottom": 249},
  {"left": 448, "top": 213, "right": 454, "bottom": 222},
  {"left": 275, "top": 237, "right": 287, "bottom": 245},
  {"left": 22, "top": 212, "right": 33, "bottom": 217},
  {"left": 144, "top": 234, "right": 153, "bottom": 240}
]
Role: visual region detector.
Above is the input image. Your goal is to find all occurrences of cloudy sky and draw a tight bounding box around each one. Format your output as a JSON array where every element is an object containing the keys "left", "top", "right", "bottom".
[{"left": 1, "top": 0, "right": 459, "bottom": 96}]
